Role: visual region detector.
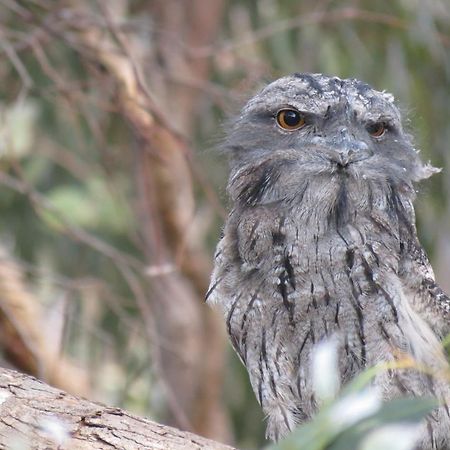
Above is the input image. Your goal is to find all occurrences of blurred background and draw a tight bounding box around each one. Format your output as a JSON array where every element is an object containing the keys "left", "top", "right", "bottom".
[{"left": 0, "top": 0, "right": 449, "bottom": 448}]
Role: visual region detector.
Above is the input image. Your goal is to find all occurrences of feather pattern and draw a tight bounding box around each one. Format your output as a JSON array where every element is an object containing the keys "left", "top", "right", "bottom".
[{"left": 208, "top": 74, "right": 450, "bottom": 449}]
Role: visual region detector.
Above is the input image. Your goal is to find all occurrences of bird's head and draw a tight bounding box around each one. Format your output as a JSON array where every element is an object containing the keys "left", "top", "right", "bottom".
[{"left": 225, "top": 73, "right": 438, "bottom": 210}]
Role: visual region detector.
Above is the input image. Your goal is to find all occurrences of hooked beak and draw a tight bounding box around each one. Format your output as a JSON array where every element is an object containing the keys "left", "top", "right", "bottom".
[{"left": 330, "top": 127, "right": 371, "bottom": 168}]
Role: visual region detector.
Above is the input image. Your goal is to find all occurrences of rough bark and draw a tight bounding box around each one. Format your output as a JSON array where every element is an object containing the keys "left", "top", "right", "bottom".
[{"left": 0, "top": 366, "right": 235, "bottom": 450}]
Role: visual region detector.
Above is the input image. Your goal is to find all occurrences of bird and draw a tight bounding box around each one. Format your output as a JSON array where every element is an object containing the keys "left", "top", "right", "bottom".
[{"left": 206, "top": 73, "right": 450, "bottom": 449}]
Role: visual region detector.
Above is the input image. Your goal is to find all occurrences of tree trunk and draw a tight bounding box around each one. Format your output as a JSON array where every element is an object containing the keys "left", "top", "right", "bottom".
[{"left": 0, "top": 367, "right": 235, "bottom": 450}]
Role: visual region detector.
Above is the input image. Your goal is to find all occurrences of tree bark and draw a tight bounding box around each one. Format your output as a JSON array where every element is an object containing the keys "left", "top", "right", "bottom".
[{"left": 0, "top": 366, "right": 235, "bottom": 450}]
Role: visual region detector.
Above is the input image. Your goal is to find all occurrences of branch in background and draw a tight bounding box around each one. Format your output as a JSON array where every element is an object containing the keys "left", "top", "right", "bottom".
[
  {"left": 0, "top": 0, "right": 231, "bottom": 441},
  {"left": 68, "top": 1, "right": 231, "bottom": 441}
]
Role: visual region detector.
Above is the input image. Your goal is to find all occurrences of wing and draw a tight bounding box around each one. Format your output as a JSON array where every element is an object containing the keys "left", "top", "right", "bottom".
[
  {"left": 399, "top": 238, "right": 450, "bottom": 340},
  {"left": 206, "top": 210, "right": 302, "bottom": 441}
]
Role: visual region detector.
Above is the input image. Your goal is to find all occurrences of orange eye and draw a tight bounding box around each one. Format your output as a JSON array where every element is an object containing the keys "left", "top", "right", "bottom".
[
  {"left": 367, "top": 122, "right": 387, "bottom": 138},
  {"left": 276, "top": 109, "right": 306, "bottom": 131}
]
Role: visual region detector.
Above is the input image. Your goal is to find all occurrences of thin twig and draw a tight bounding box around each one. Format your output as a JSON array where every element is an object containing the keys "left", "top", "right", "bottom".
[
  {"left": 0, "top": 171, "right": 144, "bottom": 271},
  {"left": 117, "top": 264, "right": 194, "bottom": 431},
  {"left": 189, "top": 7, "right": 450, "bottom": 58},
  {"left": 0, "top": 36, "right": 33, "bottom": 92}
]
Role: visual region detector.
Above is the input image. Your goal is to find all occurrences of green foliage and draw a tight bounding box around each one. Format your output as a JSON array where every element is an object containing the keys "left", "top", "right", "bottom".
[
  {"left": 273, "top": 397, "right": 435, "bottom": 450},
  {"left": 271, "top": 365, "right": 437, "bottom": 450},
  {"left": 45, "top": 178, "right": 131, "bottom": 233}
]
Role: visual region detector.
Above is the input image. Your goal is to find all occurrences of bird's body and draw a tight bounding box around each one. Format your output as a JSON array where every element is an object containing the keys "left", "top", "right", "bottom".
[{"left": 207, "top": 74, "right": 450, "bottom": 449}]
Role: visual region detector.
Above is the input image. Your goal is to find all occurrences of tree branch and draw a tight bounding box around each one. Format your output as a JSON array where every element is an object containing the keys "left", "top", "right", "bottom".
[{"left": 0, "top": 366, "right": 236, "bottom": 450}]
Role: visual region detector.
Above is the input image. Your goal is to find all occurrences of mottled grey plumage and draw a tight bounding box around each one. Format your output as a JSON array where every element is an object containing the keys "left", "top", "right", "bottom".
[{"left": 207, "top": 73, "right": 450, "bottom": 449}]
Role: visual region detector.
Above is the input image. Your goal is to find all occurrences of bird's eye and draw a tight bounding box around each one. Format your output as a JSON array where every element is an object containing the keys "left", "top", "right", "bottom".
[
  {"left": 276, "top": 109, "right": 306, "bottom": 131},
  {"left": 367, "top": 122, "right": 387, "bottom": 138}
]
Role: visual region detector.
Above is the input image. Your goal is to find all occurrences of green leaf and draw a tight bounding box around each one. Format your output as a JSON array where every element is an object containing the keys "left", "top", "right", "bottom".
[{"left": 329, "top": 397, "right": 437, "bottom": 450}]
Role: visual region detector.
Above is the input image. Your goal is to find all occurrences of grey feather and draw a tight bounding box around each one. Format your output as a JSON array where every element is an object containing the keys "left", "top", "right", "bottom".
[{"left": 207, "top": 73, "right": 450, "bottom": 449}]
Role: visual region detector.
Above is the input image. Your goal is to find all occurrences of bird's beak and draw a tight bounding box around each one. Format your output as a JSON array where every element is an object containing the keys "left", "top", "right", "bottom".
[{"left": 331, "top": 127, "right": 370, "bottom": 167}]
